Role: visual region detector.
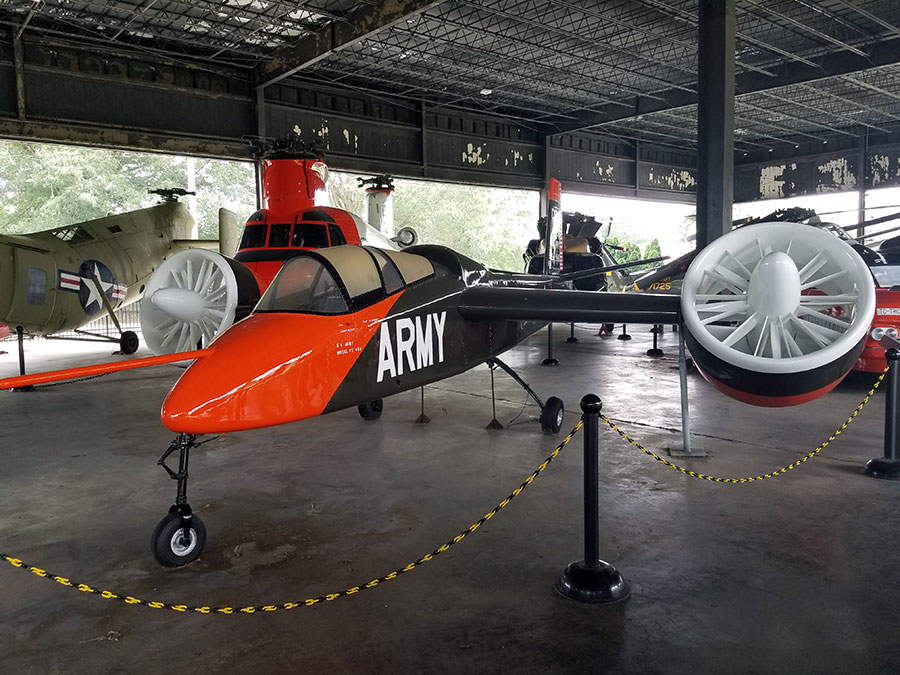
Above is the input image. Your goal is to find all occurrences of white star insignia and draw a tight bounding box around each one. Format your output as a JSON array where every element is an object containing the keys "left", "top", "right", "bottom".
[{"left": 83, "top": 263, "right": 113, "bottom": 311}]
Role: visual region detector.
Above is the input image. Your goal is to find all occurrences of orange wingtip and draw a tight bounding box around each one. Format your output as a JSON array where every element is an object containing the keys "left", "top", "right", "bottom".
[{"left": 0, "top": 348, "right": 214, "bottom": 390}]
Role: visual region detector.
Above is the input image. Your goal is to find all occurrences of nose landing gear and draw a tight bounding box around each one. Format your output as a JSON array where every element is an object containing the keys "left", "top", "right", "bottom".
[{"left": 151, "top": 433, "right": 206, "bottom": 567}]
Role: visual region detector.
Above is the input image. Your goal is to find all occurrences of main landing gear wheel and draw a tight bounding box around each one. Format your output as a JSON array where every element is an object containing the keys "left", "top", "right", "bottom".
[
  {"left": 540, "top": 396, "right": 564, "bottom": 434},
  {"left": 150, "top": 510, "right": 207, "bottom": 567},
  {"left": 119, "top": 330, "right": 139, "bottom": 355},
  {"left": 358, "top": 399, "right": 384, "bottom": 420},
  {"left": 681, "top": 222, "right": 876, "bottom": 406}
]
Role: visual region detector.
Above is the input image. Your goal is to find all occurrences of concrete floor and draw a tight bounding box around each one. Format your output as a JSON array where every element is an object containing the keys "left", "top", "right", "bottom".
[{"left": 1, "top": 325, "right": 899, "bottom": 674}]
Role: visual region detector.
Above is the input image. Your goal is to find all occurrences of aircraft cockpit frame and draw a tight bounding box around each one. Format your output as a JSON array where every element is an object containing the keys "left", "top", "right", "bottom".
[{"left": 255, "top": 245, "right": 435, "bottom": 316}]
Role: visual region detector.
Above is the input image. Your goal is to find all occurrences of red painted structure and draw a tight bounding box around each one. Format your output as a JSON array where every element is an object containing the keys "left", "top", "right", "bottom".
[
  {"left": 857, "top": 284, "right": 900, "bottom": 372},
  {"left": 233, "top": 151, "right": 367, "bottom": 291}
]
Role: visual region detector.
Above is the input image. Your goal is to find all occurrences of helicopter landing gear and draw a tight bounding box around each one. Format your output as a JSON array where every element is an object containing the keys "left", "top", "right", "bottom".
[
  {"left": 358, "top": 399, "right": 383, "bottom": 420},
  {"left": 488, "top": 357, "right": 564, "bottom": 434},
  {"left": 152, "top": 433, "right": 205, "bottom": 567}
]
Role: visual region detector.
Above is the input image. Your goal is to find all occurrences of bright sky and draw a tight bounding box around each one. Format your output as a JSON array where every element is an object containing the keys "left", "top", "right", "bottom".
[
  {"left": 561, "top": 191, "right": 696, "bottom": 257},
  {"left": 562, "top": 184, "right": 900, "bottom": 257}
]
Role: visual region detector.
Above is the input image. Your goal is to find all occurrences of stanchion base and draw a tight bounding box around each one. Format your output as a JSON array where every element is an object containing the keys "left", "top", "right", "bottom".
[
  {"left": 617, "top": 334, "right": 632, "bottom": 341},
  {"left": 414, "top": 413, "right": 431, "bottom": 424},
  {"left": 541, "top": 358, "right": 559, "bottom": 366},
  {"left": 485, "top": 418, "right": 503, "bottom": 430},
  {"left": 566, "top": 337, "right": 579, "bottom": 343},
  {"left": 12, "top": 385, "right": 36, "bottom": 393},
  {"left": 646, "top": 348, "right": 664, "bottom": 357},
  {"left": 863, "top": 457, "right": 900, "bottom": 480},
  {"left": 555, "top": 560, "right": 630, "bottom": 603},
  {"left": 666, "top": 445, "right": 708, "bottom": 458}
]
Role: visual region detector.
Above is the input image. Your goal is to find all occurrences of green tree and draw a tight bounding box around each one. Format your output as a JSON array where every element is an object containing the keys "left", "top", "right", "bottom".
[
  {"left": 0, "top": 140, "right": 538, "bottom": 271},
  {"left": 325, "top": 170, "right": 368, "bottom": 215},
  {"left": 0, "top": 141, "right": 256, "bottom": 239},
  {"left": 323, "top": 170, "right": 540, "bottom": 270},
  {"left": 604, "top": 236, "right": 643, "bottom": 266},
  {"left": 633, "top": 237, "right": 662, "bottom": 271},
  {"left": 391, "top": 178, "right": 539, "bottom": 270}
]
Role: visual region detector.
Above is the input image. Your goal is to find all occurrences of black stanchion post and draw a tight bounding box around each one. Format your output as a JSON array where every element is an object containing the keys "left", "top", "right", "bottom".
[
  {"left": 555, "top": 394, "right": 630, "bottom": 603},
  {"left": 864, "top": 346, "right": 900, "bottom": 480},
  {"left": 566, "top": 322, "right": 578, "bottom": 343}
]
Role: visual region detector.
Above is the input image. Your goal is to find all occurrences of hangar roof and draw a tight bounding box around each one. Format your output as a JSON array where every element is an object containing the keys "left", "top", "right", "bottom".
[{"left": 5, "top": 0, "right": 900, "bottom": 156}]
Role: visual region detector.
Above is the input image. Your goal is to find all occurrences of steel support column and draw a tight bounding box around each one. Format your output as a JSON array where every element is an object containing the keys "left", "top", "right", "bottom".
[
  {"left": 12, "top": 35, "right": 25, "bottom": 120},
  {"left": 420, "top": 99, "right": 428, "bottom": 172},
  {"left": 696, "top": 0, "right": 735, "bottom": 249},
  {"left": 858, "top": 128, "right": 868, "bottom": 231}
]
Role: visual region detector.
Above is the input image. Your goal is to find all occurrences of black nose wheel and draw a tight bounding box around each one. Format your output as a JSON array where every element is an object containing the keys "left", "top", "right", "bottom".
[
  {"left": 153, "top": 433, "right": 206, "bottom": 567},
  {"left": 358, "top": 399, "right": 384, "bottom": 420},
  {"left": 151, "top": 508, "right": 207, "bottom": 567}
]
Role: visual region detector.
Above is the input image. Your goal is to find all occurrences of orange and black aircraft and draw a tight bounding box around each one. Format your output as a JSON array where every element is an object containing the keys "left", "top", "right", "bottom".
[{"left": 0, "top": 206, "right": 878, "bottom": 566}]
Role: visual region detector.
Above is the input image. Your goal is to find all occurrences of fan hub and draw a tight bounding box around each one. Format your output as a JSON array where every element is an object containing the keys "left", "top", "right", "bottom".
[
  {"left": 150, "top": 287, "right": 205, "bottom": 324},
  {"left": 747, "top": 251, "right": 801, "bottom": 319}
]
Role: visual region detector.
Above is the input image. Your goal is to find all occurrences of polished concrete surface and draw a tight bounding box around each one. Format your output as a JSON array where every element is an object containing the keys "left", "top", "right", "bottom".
[{"left": 1, "top": 326, "right": 899, "bottom": 674}]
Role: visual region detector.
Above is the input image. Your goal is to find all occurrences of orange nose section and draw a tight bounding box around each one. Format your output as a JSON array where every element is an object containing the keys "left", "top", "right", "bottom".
[{"left": 161, "top": 313, "right": 354, "bottom": 434}]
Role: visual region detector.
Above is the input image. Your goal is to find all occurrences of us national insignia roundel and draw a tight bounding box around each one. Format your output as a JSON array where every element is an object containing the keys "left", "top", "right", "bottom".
[{"left": 57, "top": 260, "right": 127, "bottom": 315}]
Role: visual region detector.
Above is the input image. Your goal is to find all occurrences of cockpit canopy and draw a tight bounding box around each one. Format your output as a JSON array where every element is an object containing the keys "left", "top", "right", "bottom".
[{"left": 256, "top": 245, "right": 435, "bottom": 315}]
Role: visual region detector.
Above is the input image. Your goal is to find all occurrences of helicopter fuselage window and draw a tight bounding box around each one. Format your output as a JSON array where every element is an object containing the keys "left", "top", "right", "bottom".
[
  {"left": 239, "top": 223, "right": 267, "bottom": 249},
  {"left": 269, "top": 224, "right": 291, "bottom": 248},
  {"left": 328, "top": 224, "right": 347, "bottom": 246},
  {"left": 292, "top": 224, "right": 331, "bottom": 249}
]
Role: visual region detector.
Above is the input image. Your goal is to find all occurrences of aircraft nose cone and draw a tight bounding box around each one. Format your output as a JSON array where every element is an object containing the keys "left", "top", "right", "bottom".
[{"left": 159, "top": 313, "right": 337, "bottom": 434}]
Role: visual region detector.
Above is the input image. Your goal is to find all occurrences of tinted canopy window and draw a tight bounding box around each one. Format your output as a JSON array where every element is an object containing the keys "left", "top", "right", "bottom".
[
  {"left": 380, "top": 249, "right": 434, "bottom": 285},
  {"left": 871, "top": 266, "right": 900, "bottom": 288},
  {"left": 256, "top": 256, "right": 348, "bottom": 314},
  {"left": 317, "top": 246, "right": 382, "bottom": 298},
  {"left": 368, "top": 248, "right": 404, "bottom": 294}
]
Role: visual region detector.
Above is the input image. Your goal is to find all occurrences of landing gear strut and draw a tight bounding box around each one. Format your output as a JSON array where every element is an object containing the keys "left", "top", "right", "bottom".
[
  {"left": 488, "top": 357, "right": 564, "bottom": 434},
  {"left": 152, "top": 433, "right": 206, "bottom": 567}
]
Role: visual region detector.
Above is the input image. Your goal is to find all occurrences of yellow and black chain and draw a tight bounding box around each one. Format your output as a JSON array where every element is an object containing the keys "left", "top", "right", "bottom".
[
  {"left": 602, "top": 367, "right": 887, "bottom": 483},
  {"left": 0, "top": 420, "right": 583, "bottom": 615}
]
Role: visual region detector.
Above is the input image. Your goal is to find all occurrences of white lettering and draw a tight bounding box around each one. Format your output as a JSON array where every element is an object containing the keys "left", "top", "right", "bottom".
[
  {"left": 377, "top": 311, "right": 447, "bottom": 382},
  {"left": 415, "top": 314, "right": 433, "bottom": 368},
  {"left": 395, "top": 317, "right": 416, "bottom": 376},
  {"left": 433, "top": 311, "right": 446, "bottom": 362},
  {"left": 376, "top": 322, "right": 396, "bottom": 383}
]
